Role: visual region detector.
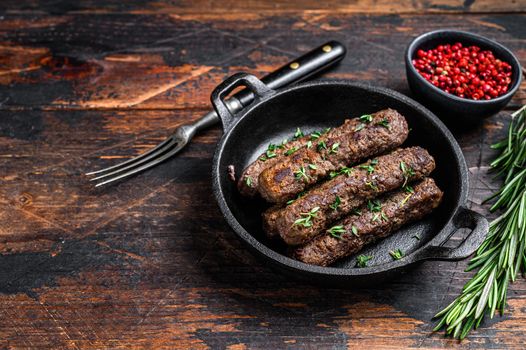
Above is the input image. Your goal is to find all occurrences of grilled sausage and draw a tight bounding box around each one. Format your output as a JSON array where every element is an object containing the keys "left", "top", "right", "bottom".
[
  {"left": 238, "top": 137, "right": 307, "bottom": 197},
  {"left": 238, "top": 129, "right": 330, "bottom": 197},
  {"left": 293, "top": 177, "right": 443, "bottom": 267},
  {"left": 264, "top": 147, "right": 435, "bottom": 246},
  {"left": 258, "top": 109, "right": 409, "bottom": 203}
]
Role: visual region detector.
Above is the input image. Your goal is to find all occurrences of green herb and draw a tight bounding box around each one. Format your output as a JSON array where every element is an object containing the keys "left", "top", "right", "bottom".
[
  {"left": 286, "top": 191, "right": 306, "bottom": 206},
  {"left": 310, "top": 131, "right": 322, "bottom": 140},
  {"left": 328, "top": 225, "right": 346, "bottom": 239},
  {"left": 323, "top": 127, "right": 331, "bottom": 134},
  {"left": 293, "top": 207, "right": 320, "bottom": 227},
  {"left": 294, "top": 127, "right": 304, "bottom": 139},
  {"left": 281, "top": 138, "right": 288, "bottom": 145},
  {"left": 356, "top": 254, "right": 372, "bottom": 268},
  {"left": 400, "top": 161, "right": 415, "bottom": 187},
  {"left": 367, "top": 199, "right": 382, "bottom": 212},
  {"left": 377, "top": 118, "right": 390, "bottom": 128},
  {"left": 403, "top": 185, "right": 414, "bottom": 193},
  {"left": 307, "top": 140, "right": 313, "bottom": 149},
  {"left": 285, "top": 147, "right": 299, "bottom": 156},
  {"left": 259, "top": 155, "right": 267, "bottom": 161},
  {"left": 351, "top": 225, "right": 359, "bottom": 236},
  {"left": 244, "top": 176, "right": 253, "bottom": 188},
  {"left": 308, "top": 164, "right": 317, "bottom": 170},
  {"left": 366, "top": 181, "right": 378, "bottom": 191},
  {"left": 412, "top": 234, "right": 421, "bottom": 240},
  {"left": 371, "top": 213, "right": 381, "bottom": 222},
  {"left": 389, "top": 249, "right": 404, "bottom": 260},
  {"left": 433, "top": 105, "right": 526, "bottom": 340},
  {"left": 359, "top": 114, "right": 373, "bottom": 123},
  {"left": 329, "top": 196, "right": 341, "bottom": 211},
  {"left": 381, "top": 211, "right": 389, "bottom": 222},
  {"left": 317, "top": 141, "right": 327, "bottom": 152},
  {"left": 354, "top": 123, "right": 365, "bottom": 132},
  {"left": 359, "top": 159, "right": 378, "bottom": 174},
  {"left": 265, "top": 143, "right": 278, "bottom": 159},
  {"left": 329, "top": 142, "right": 340, "bottom": 154},
  {"left": 330, "top": 166, "right": 352, "bottom": 178},
  {"left": 352, "top": 208, "right": 362, "bottom": 216},
  {"left": 294, "top": 166, "right": 309, "bottom": 181}
]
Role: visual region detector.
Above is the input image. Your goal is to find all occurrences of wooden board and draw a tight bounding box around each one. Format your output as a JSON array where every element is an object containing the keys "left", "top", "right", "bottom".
[{"left": 1, "top": 2, "right": 526, "bottom": 349}]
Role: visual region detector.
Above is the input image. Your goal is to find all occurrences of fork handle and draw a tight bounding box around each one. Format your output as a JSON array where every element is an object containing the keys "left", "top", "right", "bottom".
[
  {"left": 234, "top": 40, "right": 346, "bottom": 107},
  {"left": 190, "top": 40, "right": 346, "bottom": 134}
]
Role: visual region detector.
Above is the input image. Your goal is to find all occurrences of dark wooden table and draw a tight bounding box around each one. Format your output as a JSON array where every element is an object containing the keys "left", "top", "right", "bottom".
[{"left": 1, "top": 1, "right": 525, "bottom": 348}]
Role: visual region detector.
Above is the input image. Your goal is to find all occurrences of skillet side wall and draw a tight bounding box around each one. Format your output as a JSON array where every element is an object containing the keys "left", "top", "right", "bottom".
[{"left": 213, "top": 81, "right": 467, "bottom": 283}]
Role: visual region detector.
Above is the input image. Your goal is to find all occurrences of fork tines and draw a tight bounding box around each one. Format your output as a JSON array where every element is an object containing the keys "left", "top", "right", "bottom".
[{"left": 86, "top": 136, "right": 184, "bottom": 187}]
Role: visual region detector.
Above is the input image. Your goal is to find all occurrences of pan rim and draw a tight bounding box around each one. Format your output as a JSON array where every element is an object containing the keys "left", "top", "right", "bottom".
[{"left": 212, "top": 79, "right": 469, "bottom": 277}]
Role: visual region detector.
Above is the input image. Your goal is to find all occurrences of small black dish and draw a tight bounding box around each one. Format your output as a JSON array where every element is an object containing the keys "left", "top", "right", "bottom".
[{"left": 405, "top": 30, "right": 522, "bottom": 125}]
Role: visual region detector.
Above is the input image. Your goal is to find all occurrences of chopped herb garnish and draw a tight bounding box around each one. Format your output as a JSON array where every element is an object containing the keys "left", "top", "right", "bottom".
[
  {"left": 400, "top": 161, "right": 415, "bottom": 187},
  {"left": 359, "top": 114, "right": 373, "bottom": 123},
  {"left": 308, "top": 163, "right": 317, "bottom": 170},
  {"left": 323, "top": 127, "right": 331, "bottom": 134},
  {"left": 294, "top": 166, "right": 309, "bottom": 181},
  {"left": 293, "top": 207, "right": 319, "bottom": 228},
  {"left": 328, "top": 225, "right": 346, "bottom": 239},
  {"left": 317, "top": 141, "right": 327, "bottom": 152},
  {"left": 352, "top": 208, "right": 362, "bottom": 216},
  {"left": 381, "top": 211, "right": 389, "bottom": 222},
  {"left": 377, "top": 118, "right": 390, "bottom": 128},
  {"left": 372, "top": 213, "right": 381, "bottom": 222},
  {"left": 281, "top": 138, "right": 288, "bottom": 145},
  {"left": 307, "top": 140, "right": 313, "bottom": 149},
  {"left": 265, "top": 146, "right": 278, "bottom": 159},
  {"left": 259, "top": 155, "right": 267, "bottom": 161},
  {"left": 351, "top": 225, "right": 359, "bottom": 236},
  {"left": 354, "top": 123, "right": 365, "bottom": 132},
  {"left": 245, "top": 176, "right": 253, "bottom": 188},
  {"left": 403, "top": 185, "right": 414, "bottom": 193},
  {"left": 329, "top": 196, "right": 341, "bottom": 211},
  {"left": 359, "top": 159, "right": 378, "bottom": 174},
  {"left": 294, "top": 127, "right": 304, "bottom": 139},
  {"left": 389, "top": 249, "right": 404, "bottom": 260},
  {"left": 286, "top": 191, "right": 306, "bottom": 206},
  {"left": 285, "top": 147, "right": 299, "bottom": 156},
  {"left": 310, "top": 131, "right": 322, "bottom": 140},
  {"left": 329, "top": 166, "right": 352, "bottom": 179},
  {"left": 367, "top": 199, "right": 382, "bottom": 212},
  {"left": 412, "top": 234, "right": 421, "bottom": 240},
  {"left": 356, "top": 254, "right": 372, "bottom": 268},
  {"left": 328, "top": 142, "right": 340, "bottom": 154}
]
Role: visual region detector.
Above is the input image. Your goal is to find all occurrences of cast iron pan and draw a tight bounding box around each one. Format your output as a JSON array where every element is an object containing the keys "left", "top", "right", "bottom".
[{"left": 211, "top": 73, "right": 489, "bottom": 286}]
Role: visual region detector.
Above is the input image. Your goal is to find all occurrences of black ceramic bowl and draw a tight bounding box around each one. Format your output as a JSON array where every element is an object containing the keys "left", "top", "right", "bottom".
[{"left": 405, "top": 30, "right": 522, "bottom": 124}]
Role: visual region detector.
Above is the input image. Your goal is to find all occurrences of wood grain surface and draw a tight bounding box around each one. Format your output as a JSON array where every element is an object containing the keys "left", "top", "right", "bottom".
[{"left": 1, "top": 1, "right": 525, "bottom": 349}]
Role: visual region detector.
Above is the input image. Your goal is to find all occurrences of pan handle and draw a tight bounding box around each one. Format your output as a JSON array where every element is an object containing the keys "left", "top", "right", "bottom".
[
  {"left": 211, "top": 72, "right": 275, "bottom": 132},
  {"left": 414, "top": 206, "right": 488, "bottom": 261}
]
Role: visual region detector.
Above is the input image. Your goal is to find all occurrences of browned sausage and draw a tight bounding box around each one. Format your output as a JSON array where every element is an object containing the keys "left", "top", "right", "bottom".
[
  {"left": 293, "top": 178, "right": 443, "bottom": 266},
  {"left": 258, "top": 109, "right": 409, "bottom": 203}
]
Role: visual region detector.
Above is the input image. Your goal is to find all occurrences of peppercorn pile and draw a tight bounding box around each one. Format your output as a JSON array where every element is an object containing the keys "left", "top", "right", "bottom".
[{"left": 412, "top": 43, "right": 512, "bottom": 100}]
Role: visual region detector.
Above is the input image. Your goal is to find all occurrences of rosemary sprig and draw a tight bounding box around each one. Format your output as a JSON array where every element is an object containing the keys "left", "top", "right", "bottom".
[{"left": 433, "top": 105, "right": 526, "bottom": 340}]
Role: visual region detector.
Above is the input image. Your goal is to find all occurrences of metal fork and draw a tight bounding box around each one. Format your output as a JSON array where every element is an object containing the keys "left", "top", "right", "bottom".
[{"left": 86, "top": 41, "right": 346, "bottom": 186}]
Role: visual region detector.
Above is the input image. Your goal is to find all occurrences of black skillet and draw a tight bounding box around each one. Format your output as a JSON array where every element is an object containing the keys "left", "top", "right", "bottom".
[{"left": 211, "top": 72, "right": 489, "bottom": 286}]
